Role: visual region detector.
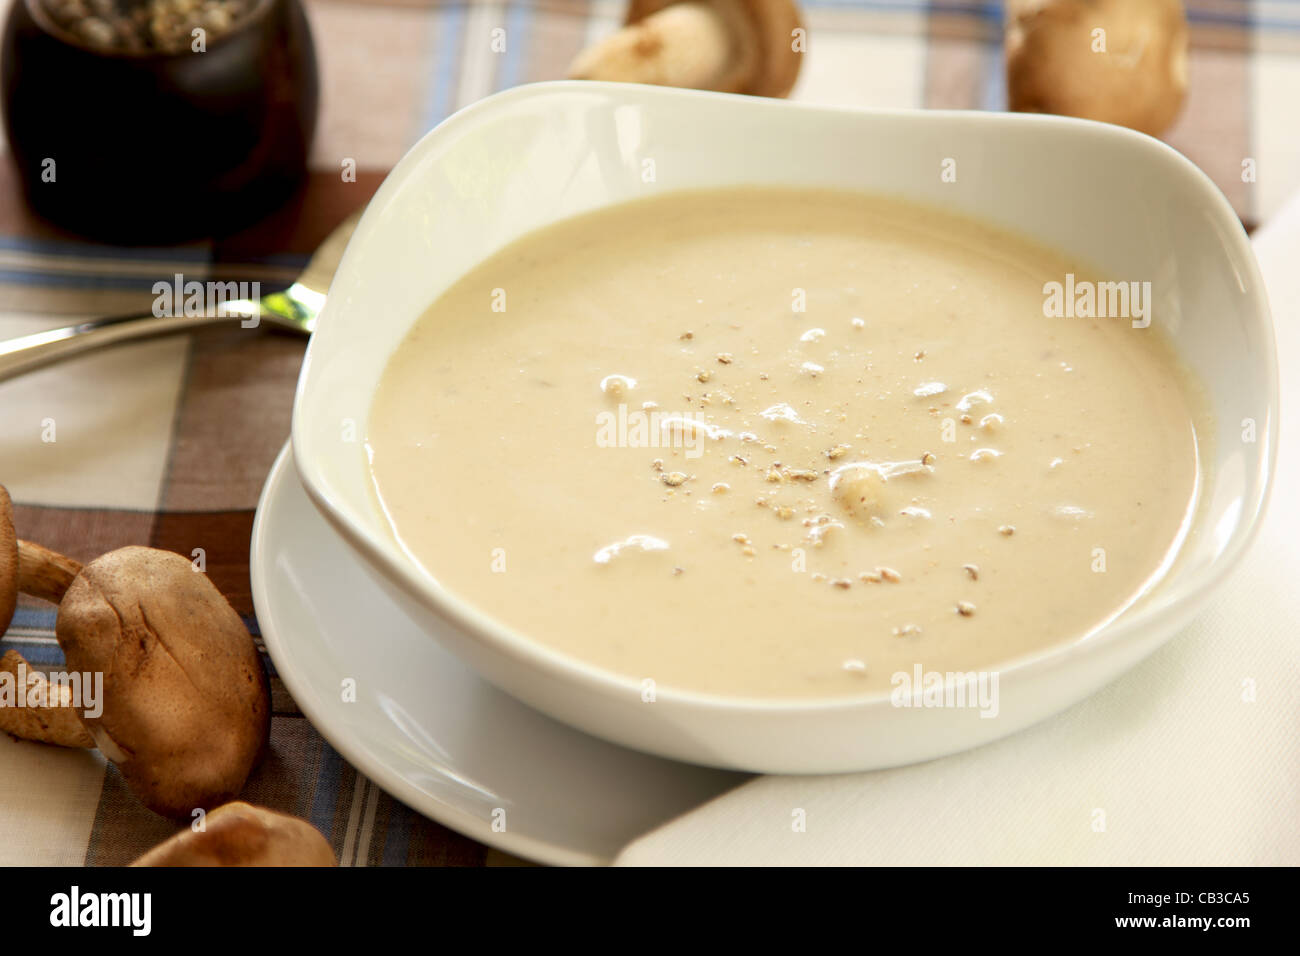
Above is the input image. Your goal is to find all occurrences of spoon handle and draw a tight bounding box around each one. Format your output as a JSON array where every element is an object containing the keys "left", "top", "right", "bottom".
[{"left": 0, "top": 304, "right": 260, "bottom": 383}]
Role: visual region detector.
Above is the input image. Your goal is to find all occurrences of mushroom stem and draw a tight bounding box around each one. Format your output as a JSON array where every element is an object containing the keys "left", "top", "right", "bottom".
[
  {"left": 17, "top": 539, "right": 82, "bottom": 605},
  {"left": 568, "top": 2, "right": 751, "bottom": 92},
  {"left": 0, "top": 650, "right": 96, "bottom": 748}
]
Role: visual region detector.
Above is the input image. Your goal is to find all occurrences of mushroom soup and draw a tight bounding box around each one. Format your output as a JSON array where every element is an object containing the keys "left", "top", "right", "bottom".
[{"left": 366, "top": 188, "right": 1204, "bottom": 699}]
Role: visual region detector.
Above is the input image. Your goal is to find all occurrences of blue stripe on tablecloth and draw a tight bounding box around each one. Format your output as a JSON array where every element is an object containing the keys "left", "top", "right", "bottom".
[
  {"left": 309, "top": 740, "right": 348, "bottom": 839},
  {"left": 427, "top": 2, "right": 468, "bottom": 129},
  {"left": 498, "top": 0, "right": 533, "bottom": 91},
  {"left": 0, "top": 270, "right": 197, "bottom": 290},
  {"left": 0, "top": 236, "right": 211, "bottom": 261},
  {"left": 0, "top": 635, "right": 64, "bottom": 666},
  {"left": 807, "top": 0, "right": 1288, "bottom": 31},
  {"left": 979, "top": 29, "right": 1005, "bottom": 111},
  {"left": 8, "top": 607, "right": 56, "bottom": 634},
  {"left": 4, "top": 606, "right": 263, "bottom": 639},
  {"left": 0, "top": 255, "right": 308, "bottom": 286},
  {"left": 0, "top": 231, "right": 306, "bottom": 266}
]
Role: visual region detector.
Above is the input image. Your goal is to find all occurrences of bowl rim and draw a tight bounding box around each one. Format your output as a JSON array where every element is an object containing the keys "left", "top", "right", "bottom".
[{"left": 292, "top": 80, "right": 1280, "bottom": 716}]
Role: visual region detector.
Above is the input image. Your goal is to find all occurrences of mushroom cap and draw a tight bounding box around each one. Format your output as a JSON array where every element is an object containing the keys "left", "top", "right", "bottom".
[
  {"left": 1006, "top": 0, "right": 1188, "bottom": 138},
  {"left": 0, "top": 486, "right": 15, "bottom": 635},
  {"left": 56, "top": 546, "right": 270, "bottom": 819},
  {"left": 131, "top": 802, "right": 336, "bottom": 866},
  {"left": 627, "top": 0, "right": 804, "bottom": 98}
]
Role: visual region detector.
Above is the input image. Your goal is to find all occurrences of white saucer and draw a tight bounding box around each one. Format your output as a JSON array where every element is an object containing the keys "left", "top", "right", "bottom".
[{"left": 250, "top": 442, "right": 744, "bottom": 865}]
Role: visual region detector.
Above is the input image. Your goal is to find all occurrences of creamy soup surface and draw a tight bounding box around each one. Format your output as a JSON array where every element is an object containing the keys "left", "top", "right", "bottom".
[{"left": 367, "top": 189, "right": 1203, "bottom": 699}]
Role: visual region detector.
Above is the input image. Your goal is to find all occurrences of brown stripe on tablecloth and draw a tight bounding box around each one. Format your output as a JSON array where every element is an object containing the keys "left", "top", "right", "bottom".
[
  {"left": 530, "top": 0, "right": 592, "bottom": 19},
  {"left": 153, "top": 325, "right": 303, "bottom": 514},
  {"left": 485, "top": 846, "right": 536, "bottom": 865},
  {"left": 241, "top": 715, "right": 343, "bottom": 817},
  {"left": 925, "top": 0, "right": 996, "bottom": 40},
  {"left": 148, "top": 510, "right": 258, "bottom": 615},
  {"left": 8, "top": 504, "right": 156, "bottom": 568},
  {"left": 1189, "top": 21, "right": 1255, "bottom": 54},
  {"left": 305, "top": 0, "right": 442, "bottom": 163},
  {"left": 922, "top": 38, "right": 989, "bottom": 111},
  {"left": 922, "top": 0, "right": 998, "bottom": 111},
  {"left": 268, "top": 671, "right": 303, "bottom": 716},
  {"left": 212, "top": 170, "right": 385, "bottom": 263},
  {"left": 1166, "top": 47, "right": 1253, "bottom": 223},
  {"left": 521, "top": 0, "right": 595, "bottom": 82},
  {"left": 360, "top": 786, "right": 497, "bottom": 866},
  {"left": 163, "top": 177, "right": 386, "bottom": 514},
  {"left": 811, "top": 5, "right": 927, "bottom": 38},
  {"left": 393, "top": 800, "right": 493, "bottom": 866},
  {"left": 1186, "top": 0, "right": 1270, "bottom": 53},
  {"left": 11, "top": 509, "right": 156, "bottom": 621},
  {"left": 83, "top": 763, "right": 188, "bottom": 866}
]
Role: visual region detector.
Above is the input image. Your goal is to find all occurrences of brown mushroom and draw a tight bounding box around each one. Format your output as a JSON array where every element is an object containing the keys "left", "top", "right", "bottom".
[
  {"left": 132, "top": 802, "right": 336, "bottom": 867},
  {"left": 6, "top": 541, "right": 269, "bottom": 819},
  {"left": 0, "top": 650, "right": 96, "bottom": 748},
  {"left": 1005, "top": 0, "right": 1188, "bottom": 138},
  {"left": 0, "top": 484, "right": 16, "bottom": 635},
  {"left": 0, "top": 486, "right": 95, "bottom": 748},
  {"left": 55, "top": 546, "right": 270, "bottom": 819},
  {"left": 568, "top": 0, "right": 804, "bottom": 98}
]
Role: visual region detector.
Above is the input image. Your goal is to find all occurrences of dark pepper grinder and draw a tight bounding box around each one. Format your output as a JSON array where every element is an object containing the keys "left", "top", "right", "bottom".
[{"left": 1, "top": 0, "right": 318, "bottom": 242}]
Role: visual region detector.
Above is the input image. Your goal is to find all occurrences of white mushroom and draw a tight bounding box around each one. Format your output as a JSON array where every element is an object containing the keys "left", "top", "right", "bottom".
[{"left": 569, "top": 0, "right": 805, "bottom": 97}]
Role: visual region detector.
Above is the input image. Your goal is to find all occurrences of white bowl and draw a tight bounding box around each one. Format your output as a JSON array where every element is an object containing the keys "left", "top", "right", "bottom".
[{"left": 291, "top": 81, "right": 1276, "bottom": 774}]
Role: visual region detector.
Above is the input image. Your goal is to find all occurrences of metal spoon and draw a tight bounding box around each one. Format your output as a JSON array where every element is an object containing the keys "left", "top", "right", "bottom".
[{"left": 0, "top": 211, "right": 361, "bottom": 383}]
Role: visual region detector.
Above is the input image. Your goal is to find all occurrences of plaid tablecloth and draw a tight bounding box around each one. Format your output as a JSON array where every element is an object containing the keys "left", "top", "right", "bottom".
[{"left": 1, "top": 0, "right": 1297, "bottom": 867}]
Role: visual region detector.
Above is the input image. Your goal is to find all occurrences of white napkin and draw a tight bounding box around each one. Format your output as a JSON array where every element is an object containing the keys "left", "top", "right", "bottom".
[{"left": 616, "top": 197, "right": 1300, "bottom": 867}]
